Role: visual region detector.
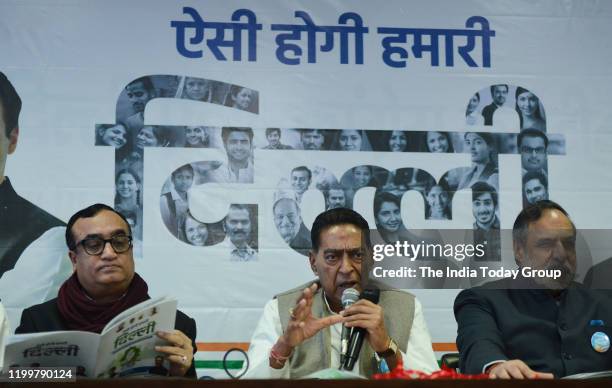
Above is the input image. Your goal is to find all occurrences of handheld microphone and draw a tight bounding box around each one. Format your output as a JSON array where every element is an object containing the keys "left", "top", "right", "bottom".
[
  {"left": 340, "top": 288, "right": 360, "bottom": 365},
  {"left": 342, "top": 287, "right": 380, "bottom": 371}
]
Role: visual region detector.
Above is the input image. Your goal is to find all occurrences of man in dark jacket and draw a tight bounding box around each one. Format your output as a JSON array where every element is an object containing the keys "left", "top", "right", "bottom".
[
  {"left": 455, "top": 200, "right": 612, "bottom": 379},
  {"left": 0, "top": 72, "right": 64, "bottom": 278},
  {"left": 16, "top": 203, "right": 197, "bottom": 378}
]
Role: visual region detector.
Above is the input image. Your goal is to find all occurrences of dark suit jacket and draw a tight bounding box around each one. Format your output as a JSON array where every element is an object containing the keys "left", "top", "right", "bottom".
[
  {"left": 0, "top": 177, "right": 64, "bottom": 277},
  {"left": 584, "top": 257, "right": 612, "bottom": 289},
  {"left": 454, "top": 278, "right": 612, "bottom": 377},
  {"left": 16, "top": 298, "right": 198, "bottom": 378},
  {"left": 289, "top": 224, "right": 312, "bottom": 256}
]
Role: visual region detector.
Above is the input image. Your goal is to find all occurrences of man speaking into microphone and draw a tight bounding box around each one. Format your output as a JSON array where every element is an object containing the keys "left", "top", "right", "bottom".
[{"left": 244, "top": 208, "right": 438, "bottom": 378}]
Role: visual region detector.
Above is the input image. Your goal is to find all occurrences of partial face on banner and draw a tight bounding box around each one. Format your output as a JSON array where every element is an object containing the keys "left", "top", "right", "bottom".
[
  {"left": 491, "top": 85, "right": 508, "bottom": 105},
  {"left": 126, "top": 81, "right": 153, "bottom": 114},
  {"left": 225, "top": 130, "right": 252, "bottom": 162},
  {"left": 273, "top": 198, "right": 301, "bottom": 243},
  {"left": 520, "top": 135, "right": 547, "bottom": 172},
  {"left": 0, "top": 103, "right": 18, "bottom": 179},
  {"left": 224, "top": 206, "right": 252, "bottom": 246},
  {"left": 472, "top": 192, "right": 496, "bottom": 227}
]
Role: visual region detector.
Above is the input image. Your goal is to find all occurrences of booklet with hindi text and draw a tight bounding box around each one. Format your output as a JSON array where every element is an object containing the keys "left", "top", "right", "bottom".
[{"left": 1, "top": 296, "right": 177, "bottom": 378}]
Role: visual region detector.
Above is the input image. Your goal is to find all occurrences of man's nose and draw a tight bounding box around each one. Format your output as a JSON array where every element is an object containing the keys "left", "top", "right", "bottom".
[
  {"left": 551, "top": 239, "right": 568, "bottom": 260},
  {"left": 339, "top": 254, "right": 354, "bottom": 273},
  {"left": 100, "top": 241, "right": 118, "bottom": 259}
]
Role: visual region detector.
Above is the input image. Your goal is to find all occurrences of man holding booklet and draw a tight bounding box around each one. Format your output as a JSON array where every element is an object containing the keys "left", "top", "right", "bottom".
[{"left": 14, "top": 204, "right": 197, "bottom": 378}]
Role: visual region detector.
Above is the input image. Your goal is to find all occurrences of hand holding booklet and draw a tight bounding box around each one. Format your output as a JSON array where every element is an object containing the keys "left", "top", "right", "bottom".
[{"left": 2, "top": 296, "right": 177, "bottom": 378}]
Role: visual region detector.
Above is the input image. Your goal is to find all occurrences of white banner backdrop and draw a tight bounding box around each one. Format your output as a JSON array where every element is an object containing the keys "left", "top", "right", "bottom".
[{"left": 1, "top": 0, "right": 612, "bottom": 376}]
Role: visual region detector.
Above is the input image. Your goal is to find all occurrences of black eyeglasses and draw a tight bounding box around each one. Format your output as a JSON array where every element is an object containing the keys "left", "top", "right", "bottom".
[{"left": 76, "top": 235, "right": 133, "bottom": 255}]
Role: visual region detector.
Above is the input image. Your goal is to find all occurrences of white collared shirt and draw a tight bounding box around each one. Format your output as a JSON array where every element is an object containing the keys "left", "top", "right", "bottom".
[
  {"left": 0, "top": 302, "right": 9, "bottom": 368},
  {"left": 208, "top": 160, "right": 254, "bottom": 184},
  {"left": 220, "top": 237, "right": 257, "bottom": 262}
]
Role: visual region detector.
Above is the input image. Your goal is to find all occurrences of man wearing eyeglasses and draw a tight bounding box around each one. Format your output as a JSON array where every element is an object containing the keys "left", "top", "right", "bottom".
[
  {"left": 15, "top": 203, "right": 197, "bottom": 378},
  {"left": 518, "top": 128, "right": 548, "bottom": 176},
  {"left": 244, "top": 208, "right": 438, "bottom": 378}
]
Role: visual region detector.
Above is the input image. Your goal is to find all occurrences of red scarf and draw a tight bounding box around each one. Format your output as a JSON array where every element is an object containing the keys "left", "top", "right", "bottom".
[{"left": 57, "top": 272, "right": 150, "bottom": 333}]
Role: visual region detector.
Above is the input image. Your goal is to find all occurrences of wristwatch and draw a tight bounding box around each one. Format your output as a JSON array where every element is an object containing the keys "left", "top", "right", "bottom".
[{"left": 376, "top": 338, "right": 399, "bottom": 358}]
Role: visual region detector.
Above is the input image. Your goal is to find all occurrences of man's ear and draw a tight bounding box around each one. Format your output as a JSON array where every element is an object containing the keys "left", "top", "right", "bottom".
[
  {"left": 7, "top": 126, "right": 18, "bottom": 154},
  {"left": 513, "top": 239, "right": 525, "bottom": 267},
  {"left": 308, "top": 251, "right": 317, "bottom": 275},
  {"left": 68, "top": 250, "right": 78, "bottom": 270}
]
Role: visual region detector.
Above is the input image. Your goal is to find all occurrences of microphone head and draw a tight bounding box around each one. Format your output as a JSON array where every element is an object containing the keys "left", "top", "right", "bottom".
[
  {"left": 360, "top": 288, "right": 380, "bottom": 304},
  {"left": 341, "top": 288, "right": 360, "bottom": 308}
]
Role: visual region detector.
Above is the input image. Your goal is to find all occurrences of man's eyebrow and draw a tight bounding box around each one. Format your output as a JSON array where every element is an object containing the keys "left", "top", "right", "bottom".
[
  {"left": 83, "top": 229, "right": 128, "bottom": 239},
  {"left": 322, "top": 248, "right": 363, "bottom": 254},
  {"left": 82, "top": 233, "right": 103, "bottom": 240},
  {"left": 535, "top": 237, "right": 555, "bottom": 244}
]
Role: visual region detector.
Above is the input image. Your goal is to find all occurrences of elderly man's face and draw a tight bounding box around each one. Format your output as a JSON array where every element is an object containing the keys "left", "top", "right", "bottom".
[
  {"left": 0, "top": 103, "right": 18, "bottom": 180},
  {"left": 126, "top": 81, "right": 152, "bottom": 114},
  {"left": 225, "top": 208, "right": 251, "bottom": 246},
  {"left": 291, "top": 171, "right": 310, "bottom": 194},
  {"left": 472, "top": 192, "right": 495, "bottom": 227},
  {"left": 68, "top": 210, "right": 135, "bottom": 300},
  {"left": 514, "top": 208, "right": 576, "bottom": 289},
  {"left": 309, "top": 224, "right": 367, "bottom": 310},
  {"left": 225, "top": 131, "right": 252, "bottom": 162},
  {"left": 492, "top": 85, "right": 508, "bottom": 105},
  {"left": 327, "top": 189, "right": 346, "bottom": 209},
  {"left": 273, "top": 199, "right": 301, "bottom": 242},
  {"left": 520, "top": 136, "right": 547, "bottom": 172},
  {"left": 524, "top": 178, "right": 547, "bottom": 204},
  {"left": 301, "top": 130, "right": 324, "bottom": 150}
]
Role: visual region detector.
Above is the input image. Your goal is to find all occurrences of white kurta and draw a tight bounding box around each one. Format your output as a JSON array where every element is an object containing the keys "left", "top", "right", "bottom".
[
  {"left": 243, "top": 295, "right": 439, "bottom": 378},
  {"left": 0, "top": 302, "right": 11, "bottom": 368}
]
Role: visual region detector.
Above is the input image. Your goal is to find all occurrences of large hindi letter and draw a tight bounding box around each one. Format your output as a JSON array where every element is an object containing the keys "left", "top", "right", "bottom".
[
  {"left": 377, "top": 28, "right": 410, "bottom": 68},
  {"left": 170, "top": 7, "right": 206, "bottom": 58},
  {"left": 231, "top": 9, "right": 262, "bottom": 61},
  {"left": 457, "top": 16, "right": 495, "bottom": 67},
  {"left": 337, "top": 12, "right": 368, "bottom": 64}
]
